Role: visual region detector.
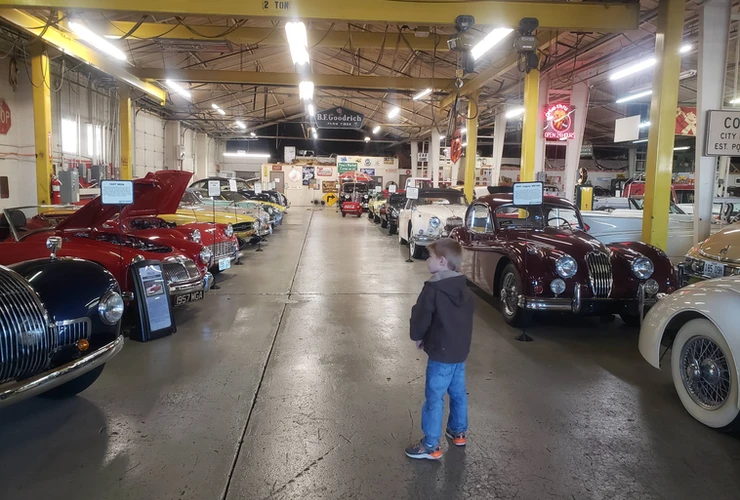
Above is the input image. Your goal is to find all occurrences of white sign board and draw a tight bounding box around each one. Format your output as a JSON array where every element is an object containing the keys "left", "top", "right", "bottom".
[
  {"left": 374, "top": 186, "right": 382, "bottom": 193},
  {"left": 388, "top": 184, "right": 397, "bottom": 193},
  {"left": 101, "top": 180, "right": 134, "bottom": 205},
  {"left": 208, "top": 180, "right": 221, "bottom": 197},
  {"left": 284, "top": 146, "right": 296, "bottom": 164},
  {"left": 513, "top": 181, "right": 544, "bottom": 206},
  {"left": 228, "top": 179, "right": 238, "bottom": 192},
  {"left": 254, "top": 182, "right": 263, "bottom": 194},
  {"left": 614, "top": 115, "right": 641, "bottom": 143},
  {"left": 705, "top": 110, "right": 740, "bottom": 156},
  {"left": 417, "top": 152, "right": 429, "bottom": 162},
  {"left": 406, "top": 187, "right": 420, "bottom": 200}
]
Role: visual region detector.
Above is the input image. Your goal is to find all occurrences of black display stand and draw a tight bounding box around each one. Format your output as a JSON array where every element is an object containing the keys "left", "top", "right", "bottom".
[{"left": 128, "top": 259, "right": 177, "bottom": 342}]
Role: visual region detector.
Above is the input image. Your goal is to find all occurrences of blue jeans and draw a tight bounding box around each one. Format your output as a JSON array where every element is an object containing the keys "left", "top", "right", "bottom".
[{"left": 422, "top": 360, "right": 468, "bottom": 448}]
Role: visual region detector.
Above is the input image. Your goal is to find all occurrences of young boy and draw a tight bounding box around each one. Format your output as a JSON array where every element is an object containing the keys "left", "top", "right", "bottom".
[{"left": 405, "top": 238, "right": 475, "bottom": 460}]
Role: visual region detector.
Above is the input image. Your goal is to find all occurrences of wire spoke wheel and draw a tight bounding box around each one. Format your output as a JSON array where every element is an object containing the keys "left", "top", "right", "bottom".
[
  {"left": 500, "top": 272, "right": 519, "bottom": 317},
  {"left": 680, "top": 335, "right": 731, "bottom": 411}
]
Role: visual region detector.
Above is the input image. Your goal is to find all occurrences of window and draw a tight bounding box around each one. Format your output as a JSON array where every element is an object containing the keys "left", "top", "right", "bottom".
[
  {"left": 467, "top": 204, "right": 493, "bottom": 233},
  {"left": 94, "top": 125, "right": 105, "bottom": 161},
  {"left": 61, "top": 119, "right": 77, "bottom": 154},
  {"left": 86, "top": 124, "right": 93, "bottom": 157},
  {"left": 0, "top": 176, "right": 8, "bottom": 199},
  {"left": 494, "top": 204, "right": 584, "bottom": 230}
]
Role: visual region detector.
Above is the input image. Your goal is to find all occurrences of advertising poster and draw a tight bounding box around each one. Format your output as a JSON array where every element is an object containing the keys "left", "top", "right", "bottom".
[
  {"left": 316, "top": 166, "right": 333, "bottom": 176},
  {"left": 360, "top": 168, "right": 376, "bottom": 176},
  {"left": 337, "top": 162, "right": 357, "bottom": 173},
  {"left": 322, "top": 180, "right": 339, "bottom": 193},
  {"left": 302, "top": 166, "right": 315, "bottom": 186}
]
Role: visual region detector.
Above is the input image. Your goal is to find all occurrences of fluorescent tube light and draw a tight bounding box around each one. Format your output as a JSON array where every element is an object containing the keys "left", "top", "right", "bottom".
[
  {"left": 413, "top": 88, "right": 433, "bottom": 100},
  {"left": 211, "top": 103, "right": 226, "bottom": 115},
  {"left": 364, "top": 137, "right": 371, "bottom": 142},
  {"left": 633, "top": 139, "right": 648, "bottom": 144},
  {"left": 285, "top": 22, "right": 309, "bottom": 65},
  {"left": 250, "top": 132, "right": 257, "bottom": 137},
  {"left": 505, "top": 107, "right": 525, "bottom": 119},
  {"left": 372, "top": 126, "right": 381, "bottom": 134},
  {"left": 731, "top": 97, "right": 740, "bottom": 104},
  {"left": 387, "top": 107, "right": 400, "bottom": 118},
  {"left": 616, "top": 89, "right": 653, "bottom": 104},
  {"left": 68, "top": 21, "right": 127, "bottom": 61},
  {"left": 165, "top": 80, "right": 191, "bottom": 100},
  {"left": 639, "top": 121, "right": 650, "bottom": 129},
  {"left": 223, "top": 152, "right": 270, "bottom": 158},
  {"left": 610, "top": 58, "right": 656, "bottom": 81},
  {"left": 299, "top": 81, "right": 314, "bottom": 100},
  {"left": 471, "top": 28, "right": 514, "bottom": 61},
  {"left": 674, "top": 146, "right": 690, "bottom": 151},
  {"left": 235, "top": 121, "right": 247, "bottom": 129},
  {"left": 308, "top": 104, "right": 315, "bottom": 116},
  {"left": 679, "top": 44, "right": 692, "bottom": 54}
]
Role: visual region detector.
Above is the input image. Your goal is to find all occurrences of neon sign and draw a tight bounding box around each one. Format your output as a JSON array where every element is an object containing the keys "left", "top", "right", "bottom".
[{"left": 544, "top": 103, "right": 575, "bottom": 140}]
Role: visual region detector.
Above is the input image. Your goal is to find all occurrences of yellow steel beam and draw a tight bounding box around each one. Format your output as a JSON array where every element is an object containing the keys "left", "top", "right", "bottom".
[
  {"left": 0, "top": 1, "right": 640, "bottom": 30},
  {"left": 31, "top": 44, "right": 53, "bottom": 205},
  {"left": 133, "top": 68, "right": 456, "bottom": 92},
  {"left": 439, "top": 31, "right": 556, "bottom": 110},
  {"left": 0, "top": 9, "right": 165, "bottom": 104},
  {"left": 119, "top": 85, "right": 133, "bottom": 180},
  {"left": 519, "top": 68, "right": 540, "bottom": 182},
  {"left": 464, "top": 91, "right": 479, "bottom": 203},
  {"left": 641, "top": 0, "right": 686, "bottom": 251},
  {"left": 86, "top": 21, "right": 453, "bottom": 51}
]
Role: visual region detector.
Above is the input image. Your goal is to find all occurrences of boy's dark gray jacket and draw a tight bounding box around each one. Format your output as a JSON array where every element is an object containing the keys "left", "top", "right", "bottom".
[{"left": 410, "top": 270, "right": 475, "bottom": 363}]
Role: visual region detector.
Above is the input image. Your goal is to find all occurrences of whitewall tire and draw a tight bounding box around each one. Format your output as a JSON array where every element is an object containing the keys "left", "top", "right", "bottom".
[{"left": 670, "top": 318, "right": 740, "bottom": 431}]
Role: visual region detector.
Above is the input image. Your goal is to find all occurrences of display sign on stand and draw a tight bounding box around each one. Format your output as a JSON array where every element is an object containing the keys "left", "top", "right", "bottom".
[
  {"left": 513, "top": 181, "right": 544, "bottom": 206},
  {"left": 208, "top": 180, "right": 221, "bottom": 197},
  {"left": 406, "top": 186, "right": 419, "bottom": 200},
  {"left": 229, "top": 179, "right": 238, "bottom": 192},
  {"left": 206, "top": 180, "right": 221, "bottom": 289},
  {"left": 253, "top": 182, "right": 264, "bottom": 252},
  {"left": 375, "top": 186, "right": 382, "bottom": 193},
  {"left": 129, "top": 260, "right": 176, "bottom": 342},
  {"left": 389, "top": 184, "right": 397, "bottom": 194},
  {"left": 254, "top": 182, "right": 263, "bottom": 194},
  {"left": 101, "top": 180, "right": 134, "bottom": 205}
]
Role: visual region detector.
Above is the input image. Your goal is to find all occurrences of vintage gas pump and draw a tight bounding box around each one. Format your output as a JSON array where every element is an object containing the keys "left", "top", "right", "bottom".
[{"left": 574, "top": 167, "right": 593, "bottom": 210}]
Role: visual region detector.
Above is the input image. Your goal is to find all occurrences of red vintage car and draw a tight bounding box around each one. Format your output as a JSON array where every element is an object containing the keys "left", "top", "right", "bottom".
[{"left": 451, "top": 193, "right": 677, "bottom": 326}]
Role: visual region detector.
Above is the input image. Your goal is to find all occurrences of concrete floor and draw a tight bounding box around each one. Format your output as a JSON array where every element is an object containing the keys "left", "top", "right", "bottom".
[{"left": 2, "top": 207, "right": 740, "bottom": 500}]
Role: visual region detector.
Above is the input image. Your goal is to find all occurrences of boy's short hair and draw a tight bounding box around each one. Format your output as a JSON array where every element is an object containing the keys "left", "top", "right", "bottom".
[{"left": 428, "top": 238, "right": 463, "bottom": 271}]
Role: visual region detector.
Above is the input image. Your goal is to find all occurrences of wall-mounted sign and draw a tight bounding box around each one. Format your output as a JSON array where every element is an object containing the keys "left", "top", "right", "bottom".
[
  {"left": 0, "top": 100, "right": 11, "bottom": 135},
  {"left": 417, "top": 152, "right": 429, "bottom": 162},
  {"left": 272, "top": 164, "right": 283, "bottom": 171},
  {"left": 315, "top": 106, "right": 365, "bottom": 130},
  {"left": 544, "top": 103, "right": 575, "bottom": 140},
  {"left": 322, "top": 181, "right": 338, "bottom": 194},
  {"left": 316, "top": 166, "right": 333, "bottom": 176},
  {"left": 705, "top": 110, "right": 740, "bottom": 156},
  {"left": 580, "top": 141, "right": 593, "bottom": 158},
  {"left": 364, "top": 158, "right": 372, "bottom": 166},
  {"left": 302, "top": 166, "right": 315, "bottom": 186},
  {"left": 288, "top": 168, "right": 301, "bottom": 182},
  {"left": 360, "top": 168, "right": 376, "bottom": 176},
  {"left": 101, "top": 180, "right": 134, "bottom": 205},
  {"left": 384, "top": 157, "right": 395, "bottom": 165},
  {"left": 337, "top": 162, "right": 357, "bottom": 173},
  {"left": 284, "top": 146, "right": 296, "bottom": 163},
  {"left": 676, "top": 106, "right": 697, "bottom": 136}
]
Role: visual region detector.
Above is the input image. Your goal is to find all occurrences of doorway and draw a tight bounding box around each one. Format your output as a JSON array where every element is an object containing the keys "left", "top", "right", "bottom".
[
  {"left": 269, "top": 171, "right": 285, "bottom": 193},
  {"left": 399, "top": 174, "right": 410, "bottom": 189}
]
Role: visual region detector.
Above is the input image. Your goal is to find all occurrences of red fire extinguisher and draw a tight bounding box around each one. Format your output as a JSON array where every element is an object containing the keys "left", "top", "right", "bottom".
[{"left": 51, "top": 176, "right": 62, "bottom": 205}]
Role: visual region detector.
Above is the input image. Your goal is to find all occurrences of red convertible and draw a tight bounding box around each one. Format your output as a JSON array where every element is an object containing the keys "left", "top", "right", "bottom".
[{"left": 451, "top": 193, "right": 677, "bottom": 326}]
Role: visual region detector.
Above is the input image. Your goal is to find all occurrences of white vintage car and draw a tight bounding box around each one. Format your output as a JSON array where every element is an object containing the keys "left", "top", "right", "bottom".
[
  {"left": 640, "top": 276, "right": 740, "bottom": 431},
  {"left": 398, "top": 188, "right": 468, "bottom": 258}
]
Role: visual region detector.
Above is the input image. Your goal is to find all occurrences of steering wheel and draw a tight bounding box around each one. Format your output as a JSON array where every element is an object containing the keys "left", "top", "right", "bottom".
[{"left": 548, "top": 217, "right": 572, "bottom": 229}]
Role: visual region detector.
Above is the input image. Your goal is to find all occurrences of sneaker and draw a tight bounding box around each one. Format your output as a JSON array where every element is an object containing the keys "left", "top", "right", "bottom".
[
  {"left": 445, "top": 429, "right": 467, "bottom": 447},
  {"left": 405, "top": 440, "right": 443, "bottom": 460}
]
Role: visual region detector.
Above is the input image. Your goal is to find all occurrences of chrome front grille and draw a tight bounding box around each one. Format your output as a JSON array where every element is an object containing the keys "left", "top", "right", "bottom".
[
  {"left": 51, "top": 318, "right": 91, "bottom": 348},
  {"left": 232, "top": 222, "right": 253, "bottom": 233},
  {"left": 445, "top": 217, "right": 463, "bottom": 232},
  {"left": 0, "top": 268, "right": 53, "bottom": 384},
  {"left": 163, "top": 259, "right": 201, "bottom": 284},
  {"left": 586, "top": 252, "right": 613, "bottom": 298},
  {"left": 212, "top": 241, "right": 235, "bottom": 259}
]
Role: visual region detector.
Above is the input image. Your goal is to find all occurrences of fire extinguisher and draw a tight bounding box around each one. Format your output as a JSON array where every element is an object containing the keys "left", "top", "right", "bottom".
[{"left": 51, "top": 176, "right": 62, "bottom": 205}]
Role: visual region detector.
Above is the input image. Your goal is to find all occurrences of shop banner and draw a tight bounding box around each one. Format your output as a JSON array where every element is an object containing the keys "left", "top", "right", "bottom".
[
  {"left": 360, "top": 168, "right": 376, "bottom": 176},
  {"left": 315, "top": 106, "right": 364, "bottom": 130},
  {"left": 302, "top": 166, "right": 315, "bottom": 186},
  {"left": 316, "top": 166, "right": 333, "bottom": 176},
  {"left": 338, "top": 162, "right": 357, "bottom": 173}
]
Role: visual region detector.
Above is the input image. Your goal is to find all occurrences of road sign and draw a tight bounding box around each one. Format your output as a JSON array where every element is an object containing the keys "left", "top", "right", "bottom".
[
  {"left": 0, "top": 100, "right": 11, "bottom": 135},
  {"left": 705, "top": 110, "right": 740, "bottom": 156}
]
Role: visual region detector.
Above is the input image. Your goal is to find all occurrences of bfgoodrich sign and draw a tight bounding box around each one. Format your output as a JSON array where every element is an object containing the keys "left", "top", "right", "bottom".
[{"left": 315, "top": 106, "right": 364, "bottom": 130}]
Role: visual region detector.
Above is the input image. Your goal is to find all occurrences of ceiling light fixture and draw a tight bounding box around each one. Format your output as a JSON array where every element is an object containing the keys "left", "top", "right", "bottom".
[
  {"left": 639, "top": 121, "right": 651, "bottom": 129},
  {"left": 674, "top": 146, "right": 690, "bottom": 151},
  {"left": 299, "top": 81, "right": 314, "bottom": 101},
  {"left": 505, "top": 107, "right": 525, "bottom": 119},
  {"left": 615, "top": 89, "right": 653, "bottom": 104},
  {"left": 610, "top": 44, "right": 693, "bottom": 82},
  {"left": 364, "top": 137, "right": 371, "bottom": 142},
  {"left": 250, "top": 131, "right": 256, "bottom": 137},
  {"left": 223, "top": 152, "right": 270, "bottom": 158},
  {"left": 372, "top": 126, "right": 381, "bottom": 134},
  {"left": 285, "top": 21, "right": 309, "bottom": 65},
  {"left": 165, "top": 80, "right": 192, "bottom": 100},
  {"left": 211, "top": 103, "right": 226, "bottom": 115},
  {"left": 471, "top": 28, "right": 514, "bottom": 61},
  {"left": 730, "top": 97, "right": 740, "bottom": 104},
  {"left": 313, "top": 131, "right": 318, "bottom": 139},
  {"left": 307, "top": 104, "right": 315, "bottom": 116},
  {"left": 235, "top": 121, "right": 247, "bottom": 129},
  {"left": 387, "top": 107, "right": 400, "bottom": 118},
  {"left": 413, "top": 88, "right": 433, "bottom": 100},
  {"left": 68, "top": 21, "right": 127, "bottom": 61},
  {"left": 679, "top": 43, "right": 692, "bottom": 54},
  {"left": 632, "top": 139, "right": 648, "bottom": 144}
]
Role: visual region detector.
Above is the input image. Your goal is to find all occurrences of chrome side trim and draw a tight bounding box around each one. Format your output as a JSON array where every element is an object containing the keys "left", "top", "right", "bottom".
[{"left": 572, "top": 284, "right": 582, "bottom": 313}]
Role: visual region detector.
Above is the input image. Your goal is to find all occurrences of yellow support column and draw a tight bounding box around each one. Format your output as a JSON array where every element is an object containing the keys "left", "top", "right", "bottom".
[
  {"left": 31, "top": 44, "right": 52, "bottom": 204},
  {"left": 520, "top": 69, "right": 540, "bottom": 182},
  {"left": 119, "top": 85, "right": 133, "bottom": 180},
  {"left": 641, "top": 0, "right": 685, "bottom": 250},
  {"left": 464, "top": 91, "right": 479, "bottom": 202}
]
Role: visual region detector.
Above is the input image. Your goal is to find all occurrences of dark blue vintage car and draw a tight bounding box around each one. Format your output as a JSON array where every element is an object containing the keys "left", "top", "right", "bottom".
[{"left": 0, "top": 237, "right": 124, "bottom": 406}]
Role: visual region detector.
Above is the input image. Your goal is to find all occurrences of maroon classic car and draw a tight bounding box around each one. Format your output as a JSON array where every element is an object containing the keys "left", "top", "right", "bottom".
[{"left": 450, "top": 193, "right": 677, "bottom": 326}]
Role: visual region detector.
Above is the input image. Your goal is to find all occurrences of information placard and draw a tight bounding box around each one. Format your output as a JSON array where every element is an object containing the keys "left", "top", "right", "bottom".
[
  {"left": 406, "top": 187, "right": 419, "bottom": 200},
  {"left": 229, "top": 179, "right": 238, "bottom": 192},
  {"left": 208, "top": 180, "right": 221, "bottom": 197},
  {"left": 254, "top": 182, "right": 263, "bottom": 194},
  {"left": 101, "top": 180, "right": 134, "bottom": 205},
  {"left": 513, "top": 181, "right": 544, "bottom": 206},
  {"left": 388, "top": 184, "right": 397, "bottom": 193},
  {"left": 705, "top": 110, "right": 740, "bottom": 156},
  {"left": 374, "top": 186, "right": 382, "bottom": 193},
  {"left": 129, "top": 260, "right": 176, "bottom": 342}
]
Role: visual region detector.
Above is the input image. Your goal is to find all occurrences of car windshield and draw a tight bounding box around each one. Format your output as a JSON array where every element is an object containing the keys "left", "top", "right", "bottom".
[
  {"left": 181, "top": 191, "right": 205, "bottom": 206},
  {"left": 629, "top": 197, "right": 686, "bottom": 214},
  {"left": 221, "top": 191, "right": 249, "bottom": 203},
  {"left": 0, "top": 206, "right": 78, "bottom": 242},
  {"left": 494, "top": 203, "right": 583, "bottom": 230},
  {"left": 675, "top": 189, "right": 694, "bottom": 204},
  {"left": 417, "top": 192, "right": 467, "bottom": 206},
  {"left": 343, "top": 183, "right": 368, "bottom": 193},
  {"left": 388, "top": 194, "right": 406, "bottom": 206}
]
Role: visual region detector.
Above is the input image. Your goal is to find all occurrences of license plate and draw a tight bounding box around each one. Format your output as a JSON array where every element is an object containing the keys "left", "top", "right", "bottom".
[
  {"left": 174, "top": 290, "right": 204, "bottom": 306},
  {"left": 704, "top": 261, "right": 725, "bottom": 278},
  {"left": 218, "top": 257, "right": 231, "bottom": 271}
]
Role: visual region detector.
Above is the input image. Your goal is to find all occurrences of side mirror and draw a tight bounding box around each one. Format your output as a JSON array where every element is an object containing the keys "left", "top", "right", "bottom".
[
  {"left": 46, "top": 236, "right": 63, "bottom": 259},
  {"left": 583, "top": 223, "right": 590, "bottom": 232}
]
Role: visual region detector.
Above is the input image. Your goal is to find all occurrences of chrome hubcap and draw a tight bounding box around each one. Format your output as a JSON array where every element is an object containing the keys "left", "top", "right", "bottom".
[
  {"left": 500, "top": 272, "right": 519, "bottom": 317},
  {"left": 410, "top": 239, "right": 416, "bottom": 254},
  {"left": 680, "top": 335, "right": 731, "bottom": 410}
]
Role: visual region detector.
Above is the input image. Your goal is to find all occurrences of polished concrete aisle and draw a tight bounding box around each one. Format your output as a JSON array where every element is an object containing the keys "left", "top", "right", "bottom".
[{"left": 2, "top": 208, "right": 740, "bottom": 500}]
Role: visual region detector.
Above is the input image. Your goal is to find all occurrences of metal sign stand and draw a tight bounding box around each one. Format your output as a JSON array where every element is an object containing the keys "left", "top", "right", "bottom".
[{"left": 207, "top": 180, "right": 221, "bottom": 290}]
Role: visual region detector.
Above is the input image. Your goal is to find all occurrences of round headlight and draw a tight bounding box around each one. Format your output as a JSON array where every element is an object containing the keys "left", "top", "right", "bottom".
[
  {"left": 550, "top": 278, "right": 566, "bottom": 296},
  {"left": 225, "top": 224, "right": 234, "bottom": 238},
  {"left": 191, "top": 229, "right": 201, "bottom": 243},
  {"left": 632, "top": 256, "right": 654, "bottom": 279},
  {"left": 200, "top": 247, "right": 213, "bottom": 265},
  {"left": 644, "top": 279, "right": 659, "bottom": 296},
  {"left": 267, "top": 206, "right": 274, "bottom": 214},
  {"left": 98, "top": 290, "right": 124, "bottom": 326},
  {"left": 429, "top": 217, "right": 441, "bottom": 229},
  {"left": 555, "top": 255, "right": 578, "bottom": 278}
]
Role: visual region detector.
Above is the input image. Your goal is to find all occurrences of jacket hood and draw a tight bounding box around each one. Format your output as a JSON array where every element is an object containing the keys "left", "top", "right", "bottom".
[
  {"left": 427, "top": 270, "right": 468, "bottom": 305},
  {"left": 699, "top": 224, "right": 740, "bottom": 263},
  {"left": 57, "top": 171, "right": 192, "bottom": 230}
]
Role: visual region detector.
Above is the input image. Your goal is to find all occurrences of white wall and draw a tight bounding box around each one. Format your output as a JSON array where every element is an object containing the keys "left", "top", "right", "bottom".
[{"left": 134, "top": 110, "right": 165, "bottom": 177}]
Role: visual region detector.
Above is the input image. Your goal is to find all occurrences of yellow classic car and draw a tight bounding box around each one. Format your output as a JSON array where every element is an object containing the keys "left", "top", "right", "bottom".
[
  {"left": 682, "top": 223, "right": 740, "bottom": 284},
  {"left": 160, "top": 208, "right": 257, "bottom": 244},
  {"left": 367, "top": 192, "right": 388, "bottom": 223}
]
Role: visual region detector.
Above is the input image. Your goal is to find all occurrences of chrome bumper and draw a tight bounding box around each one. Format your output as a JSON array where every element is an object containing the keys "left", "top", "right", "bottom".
[
  {"left": 169, "top": 275, "right": 207, "bottom": 296},
  {"left": 0, "top": 335, "right": 124, "bottom": 407},
  {"left": 412, "top": 235, "right": 438, "bottom": 247},
  {"left": 516, "top": 284, "right": 659, "bottom": 316}
]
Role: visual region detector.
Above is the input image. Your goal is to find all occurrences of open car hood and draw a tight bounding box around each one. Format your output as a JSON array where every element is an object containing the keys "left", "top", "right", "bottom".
[{"left": 57, "top": 171, "right": 192, "bottom": 230}]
